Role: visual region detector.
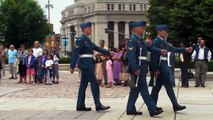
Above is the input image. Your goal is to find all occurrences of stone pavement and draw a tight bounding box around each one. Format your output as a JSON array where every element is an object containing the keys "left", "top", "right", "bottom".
[{"left": 0, "top": 71, "right": 213, "bottom": 120}]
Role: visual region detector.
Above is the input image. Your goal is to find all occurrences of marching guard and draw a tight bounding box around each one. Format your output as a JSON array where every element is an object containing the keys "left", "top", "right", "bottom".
[
  {"left": 150, "top": 24, "right": 193, "bottom": 112},
  {"left": 70, "top": 22, "right": 113, "bottom": 111},
  {"left": 126, "top": 21, "right": 167, "bottom": 116}
]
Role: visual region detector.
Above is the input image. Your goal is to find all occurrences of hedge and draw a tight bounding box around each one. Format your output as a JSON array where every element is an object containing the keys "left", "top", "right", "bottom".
[
  {"left": 175, "top": 59, "right": 213, "bottom": 71},
  {"left": 59, "top": 56, "right": 70, "bottom": 64}
]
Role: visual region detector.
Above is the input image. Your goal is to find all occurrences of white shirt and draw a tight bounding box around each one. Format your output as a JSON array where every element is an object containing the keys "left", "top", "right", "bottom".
[
  {"left": 191, "top": 46, "right": 212, "bottom": 62},
  {"left": 45, "top": 60, "right": 53, "bottom": 68},
  {"left": 53, "top": 54, "right": 59, "bottom": 64},
  {"left": 179, "top": 53, "right": 184, "bottom": 62},
  {"left": 28, "top": 56, "right": 32, "bottom": 65},
  {"left": 33, "top": 48, "right": 43, "bottom": 59}
]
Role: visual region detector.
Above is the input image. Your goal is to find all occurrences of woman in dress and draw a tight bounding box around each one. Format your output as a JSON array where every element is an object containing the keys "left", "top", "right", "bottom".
[{"left": 112, "top": 47, "right": 123, "bottom": 85}]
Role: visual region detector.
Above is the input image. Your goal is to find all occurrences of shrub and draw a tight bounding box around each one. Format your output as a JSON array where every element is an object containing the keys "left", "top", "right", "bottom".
[
  {"left": 175, "top": 59, "right": 213, "bottom": 71},
  {"left": 59, "top": 56, "right": 71, "bottom": 64}
]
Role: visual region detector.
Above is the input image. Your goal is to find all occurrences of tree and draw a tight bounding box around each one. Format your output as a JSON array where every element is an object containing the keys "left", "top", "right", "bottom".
[
  {"left": 147, "top": 0, "right": 175, "bottom": 42},
  {"left": 147, "top": 0, "right": 213, "bottom": 47},
  {"left": 0, "top": 0, "right": 50, "bottom": 48}
]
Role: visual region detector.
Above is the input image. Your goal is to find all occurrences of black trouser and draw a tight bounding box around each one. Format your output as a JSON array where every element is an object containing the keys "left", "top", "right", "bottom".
[
  {"left": 180, "top": 62, "right": 189, "bottom": 87},
  {"left": 102, "top": 60, "right": 108, "bottom": 85},
  {"left": 34, "top": 62, "right": 39, "bottom": 82}
]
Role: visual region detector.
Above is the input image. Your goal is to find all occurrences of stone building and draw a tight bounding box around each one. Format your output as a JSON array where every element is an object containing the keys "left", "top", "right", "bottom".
[{"left": 60, "top": 0, "right": 150, "bottom": 54}]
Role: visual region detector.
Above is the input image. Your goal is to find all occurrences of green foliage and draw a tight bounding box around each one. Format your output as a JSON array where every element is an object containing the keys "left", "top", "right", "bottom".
[
  {"left": 59, "top": 56, "right": 71, "bottom": 64},
  {"left": 0, "top": 0, "right": 50, "bottom": 48},
  {"left": 175, "top": 59, "right": 213, "bottom": 71},
  {"left": 147, "top": 0, "right": 213, "bottom": 46}
]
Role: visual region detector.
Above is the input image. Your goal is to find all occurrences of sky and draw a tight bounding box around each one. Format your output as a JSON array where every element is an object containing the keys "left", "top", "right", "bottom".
[{"left": 38, "top": 0, "right": 74, "bottom": 33}]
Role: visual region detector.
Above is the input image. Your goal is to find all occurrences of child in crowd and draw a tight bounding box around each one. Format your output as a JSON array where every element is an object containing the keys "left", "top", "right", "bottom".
[
  {"left": 25, "top": 49, "right": 36, "bottom": 84},
  {"left": 45, "top": 54, "right": 53, "bottom": 85},
  {"left": 106, "top": 55, "right": 113, "bottom": 88},
  {"left": 38, "top": 49, "right": 48, "bottom": 84},
  {"left": 95, "top": 56, "right": 103, "bottom": 85},
  {"left": 52, "top": 47, "right": 60, "bottom": 84},
  {"left": 17, "top": 45, "right": 28, "bottom": 83}
]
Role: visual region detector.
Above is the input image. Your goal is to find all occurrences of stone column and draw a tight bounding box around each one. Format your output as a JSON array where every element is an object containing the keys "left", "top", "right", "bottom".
[
  {"left": 91, "top": 22, "right": 96, "bottom": 42},
  {"left": 66, "top": 27, "right": 71, "bottom": 52},
  {"left": 94, "top": 21, "right": 108, "bottom": 48},
  {"left": 62, "top": 27, "right": 68, "bottom": 56},
  {"left": 114, "top": 22, "right": 119, "bottom": 48},
  {"left": 75, "top": 20, "right": 81, "bottom": 38},
  {"left": 64, "top": 26, "right": 70, "bottom": 54},
  {"left": 125, "top": 21, "right": 129, "bottom": 38},
  {"left": 59, "top": 27, "right": 64, "bottom": 56}
]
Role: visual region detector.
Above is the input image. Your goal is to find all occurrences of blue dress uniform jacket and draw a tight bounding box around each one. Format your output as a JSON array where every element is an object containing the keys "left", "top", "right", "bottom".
[
  {"left": 70, "top": 34, "right": 110, "bottom": 69},
  {"left": 70, "top": 34, "right": 110, "bottom": 109},
  {"left": 126, "top": 33, "right": 161, "bottom": 112},
  {"left": 150, "top": 36, "right": 186, "bottom": 107}
]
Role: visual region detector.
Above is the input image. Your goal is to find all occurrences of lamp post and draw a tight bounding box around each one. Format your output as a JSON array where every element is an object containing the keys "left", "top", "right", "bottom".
[{"left": 45, "top": 0, "right": 53, "bottom": 23}]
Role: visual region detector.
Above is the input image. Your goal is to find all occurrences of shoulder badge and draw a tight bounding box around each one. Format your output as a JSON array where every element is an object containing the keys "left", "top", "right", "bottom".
[{"left": 128, "top": 47, "right": 133, "bottom": 51}]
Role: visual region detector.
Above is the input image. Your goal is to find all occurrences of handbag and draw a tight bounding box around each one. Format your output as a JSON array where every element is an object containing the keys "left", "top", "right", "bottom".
[
  {"left": 119, "top": 65, "right": 130, "bottom": 81},
  {"left": 119, "top": 72, "right": 130, "bottom": 81},
  {"left": 187, "top": 69, "right": 194, "bottom": 79}
]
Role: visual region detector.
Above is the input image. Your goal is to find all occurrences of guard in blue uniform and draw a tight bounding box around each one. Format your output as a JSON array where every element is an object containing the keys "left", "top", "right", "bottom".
[
  {"left": 150, "top": 25, "right": 192, "bottom": 112},
  {"left": 70, "top": 22, "right": 111, "bottom": 111},
  {"left": 126, "top": 21, "right": 166, "bottom": 116}
]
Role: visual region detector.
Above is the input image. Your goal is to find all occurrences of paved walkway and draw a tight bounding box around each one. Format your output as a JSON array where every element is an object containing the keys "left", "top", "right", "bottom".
[{"left": 0, "top": 71, "right": 213, "bottom": 120}]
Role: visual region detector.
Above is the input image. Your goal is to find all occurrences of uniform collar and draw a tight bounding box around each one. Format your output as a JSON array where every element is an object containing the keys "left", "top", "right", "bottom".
[
  {"left": 82, "top": 33, "right": 89, "bottom": 38},
  {"left": 133, "top": 33, "right": 142, "bottom": 39},
  {"left": 157, "top": 36, "right": 165, "bottom": 41},
  {"left": 82, "top": 34, "right": 90, "bottom": 40}
]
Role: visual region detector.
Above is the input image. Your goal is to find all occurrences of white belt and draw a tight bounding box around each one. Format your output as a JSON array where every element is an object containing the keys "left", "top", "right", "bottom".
[
  {"left": 80, "top": 54, "right": 93, "bottom": 58},
  {"left": 138, "top": 56, "right": 147, "bottom": 60},
  {"left": 160, "top": 56, "right": 167, "bottom": 61}
]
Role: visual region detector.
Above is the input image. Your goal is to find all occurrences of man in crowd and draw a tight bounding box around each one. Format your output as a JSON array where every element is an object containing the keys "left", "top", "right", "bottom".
[
  {"left": 32, "top": 41, "right": 43, "bottom": 82},
  {"left": 96, "top": 39, "right": 108, "bottom": 85},
  {"left": 192, "top": 39, "right": 212, "bottom": 87},
  {"left": 8, "top": 45, "right": 17, "bottom": 79},
  {"left": 179, "top": 42, "right": 191, "bottom": 88}
]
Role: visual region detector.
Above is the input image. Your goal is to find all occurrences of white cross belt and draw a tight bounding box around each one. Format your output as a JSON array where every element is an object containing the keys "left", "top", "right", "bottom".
[
  {"left": 138, "top": 56, "right": 147, "bottom": 60},
  {"left": 160, "top": 56, "right": 167, "bottom": 61},
  {"left": 80, "top": 54, "right": 93, "bottom": 58}
]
